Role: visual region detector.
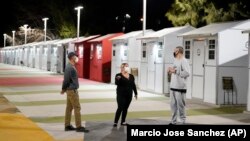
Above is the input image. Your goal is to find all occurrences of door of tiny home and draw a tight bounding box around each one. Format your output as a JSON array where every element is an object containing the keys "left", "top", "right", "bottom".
[
  {"left": 90, "top": 43, "right": 102, "bottom": 81},
  {"left": 147, "top": 42, "right": 156, "bottom": 91},
  {"left": 192, "top": 40, "right": 205, "bottom": 99},
  {"left": 111, "top": 42, "right": 128, "bottom": 83},
  {"left": 75, "top": 44, "right": 84, "bottom": 77}
]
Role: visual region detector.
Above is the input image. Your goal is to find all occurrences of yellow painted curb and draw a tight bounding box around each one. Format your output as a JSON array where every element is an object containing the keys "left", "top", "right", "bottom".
[{"left": 0, "top": 113, "right": 54, "bottom": 141}]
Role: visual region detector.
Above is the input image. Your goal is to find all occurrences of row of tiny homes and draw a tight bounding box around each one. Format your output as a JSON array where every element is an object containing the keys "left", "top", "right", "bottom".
[{"left": 1, "top": 20, "right": 250, "bottom": 107}]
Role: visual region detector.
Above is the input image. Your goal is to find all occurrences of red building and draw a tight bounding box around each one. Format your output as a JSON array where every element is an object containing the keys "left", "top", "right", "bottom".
[
  {"left": 74, "top": 35, "right": 100, "bottom": 78},
  {"left": 88, "top": 33, "right": 123, "bottom": 83}
]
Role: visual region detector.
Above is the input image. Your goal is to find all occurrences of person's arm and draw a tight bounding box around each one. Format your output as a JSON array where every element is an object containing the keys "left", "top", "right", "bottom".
[
  {"left": 70, "top": 68, "right": 78, "bottom": 89},
  {"left": 61, "top": 72, "right": 69, "bottom": 94},
  {"left": 115, "top": 74, "right": 122, "bottom": 85},
  {"left": 176, "top": 59, "right": 190, "bottom": 78},
  {"left": 132, "top": 75, "right": 138, "bottom": 99}
]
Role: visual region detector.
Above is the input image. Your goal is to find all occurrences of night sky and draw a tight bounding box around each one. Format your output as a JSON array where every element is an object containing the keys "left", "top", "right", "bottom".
[{"left": 0, "top": 0, "right": 174, "bottom": 47}]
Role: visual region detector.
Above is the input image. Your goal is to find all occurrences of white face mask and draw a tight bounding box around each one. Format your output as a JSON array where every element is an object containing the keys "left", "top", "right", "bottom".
[
  {"left": 74, "top": 57, "right": 79, "bottom": 63},
  {"left": 124, "top": 67, "right": 130, "bottom": 73}
]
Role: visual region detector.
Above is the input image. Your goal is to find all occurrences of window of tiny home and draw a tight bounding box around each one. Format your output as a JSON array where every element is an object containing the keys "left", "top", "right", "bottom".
[
  {"left": 113, "top": 44, "right": 116, "bottom": 56},
  {"left": 142, "top": 43, "right": 147, "bottom": 59},
  {"left": 184, "top": 40, "right": 191, "bottom": 59},
  {"left": 96, "top": 44, "right": 102, "bottom": 60},
  {"left": 208, "top": 39, "right": 215, "bottom": 60}
]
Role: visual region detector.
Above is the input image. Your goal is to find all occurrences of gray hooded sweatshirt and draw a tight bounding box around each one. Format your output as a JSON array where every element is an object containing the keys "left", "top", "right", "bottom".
[{"left": 170, "top": 58, "right": 190, "bottom": 92}]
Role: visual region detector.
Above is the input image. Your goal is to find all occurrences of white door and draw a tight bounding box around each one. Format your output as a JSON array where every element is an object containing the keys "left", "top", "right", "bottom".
[
  {"left": 192, "top": 41, "right": 205, "bottom": 99},
  {"left": 147, "top": 43, "right": 156, "bottom": 91}
]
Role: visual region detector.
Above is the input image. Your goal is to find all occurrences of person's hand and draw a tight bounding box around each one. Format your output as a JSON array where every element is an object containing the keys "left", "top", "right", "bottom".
[
  {"left": 116, "top": 75, "right": 121, "bottom": 80},
  {"left": 60, "top": 90, "right": 65, "bottom": 95},
  {"left": 168, "top": 67, "right": 175, "bottom": 74},
  {"left": 134, "top": 95, "right": 138, "bottom": 100}
]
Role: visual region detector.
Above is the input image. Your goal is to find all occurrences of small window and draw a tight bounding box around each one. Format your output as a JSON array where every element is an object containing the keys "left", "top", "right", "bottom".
[
  {"left": 185, "top": 41, "right": 191, "bottom": 59},
  {"left": 143, "top": 51, "right": 146, "bottom": 58},
  {"left": 113, "top": 50, "right": 115, "bottom": 56},
  {"left": 158, "top": 42, "right": 163, "bottom": 49},
  {"left": 124, "top": 50, "right": 127, "bottom": 57},
  {"left": 158, "top": 50, "right": 162, "bottom": 58},
  {"left": 113, "top": 44, "right": 116, "bottom": 47},
  {"left": 124, "top": 43, "right": 128, "bottom": 46},
  {"left": 143, "top": 43, "right": 146, "bottom": 46},
  {"left": 208, "top": 39, "right": 216, "bottom": 60}
]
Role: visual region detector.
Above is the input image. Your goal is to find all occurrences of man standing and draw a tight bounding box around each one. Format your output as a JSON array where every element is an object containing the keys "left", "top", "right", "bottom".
[
  {"left": 168, "top": 46, "right": 190, "bottom": 125},
  {"left": 61, "top": 52, "right": 89, "bottom": 132}
]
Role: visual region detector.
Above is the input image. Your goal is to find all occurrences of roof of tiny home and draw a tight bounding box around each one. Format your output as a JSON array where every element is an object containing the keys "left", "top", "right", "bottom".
[
  {"left": 88, "top": 33, "right": 122, "bottom": 42},
  {"left": 181, "top": 20, "right": 250, "bottom": 37},
  {"left": 73, "top": 35, "right": 100, "bottom": 43},
  {"left": 53, "top": 38, "right": 73, "bottom": 44},
  {"left": 137, "top": 25, "right": 194, "bottom": 40},
  {"left": 110, "top": 30, "right": 153, "bottom": 41},
  {"left": 242, "top": 29, "right": 250, "bottom": 33}
]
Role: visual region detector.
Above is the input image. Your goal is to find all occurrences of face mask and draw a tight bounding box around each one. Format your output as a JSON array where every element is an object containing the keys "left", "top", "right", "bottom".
[
  {"left": 74, "top": 57, "right": 79, "bottom": 63},
  {"left": 124, "top": 67, "right": 130, "bottom": 73},
  {"left": 173, "top": 52, "right": 176, "bottom": 58}
]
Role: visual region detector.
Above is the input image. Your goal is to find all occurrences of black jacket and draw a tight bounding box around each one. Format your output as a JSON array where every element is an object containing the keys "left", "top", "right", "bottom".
[{"left": 115, "top": 73, "right": 138, "bottom": 96}]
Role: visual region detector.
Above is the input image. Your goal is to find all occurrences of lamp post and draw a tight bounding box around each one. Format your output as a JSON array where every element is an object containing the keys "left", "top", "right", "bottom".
[
  {"left": 3, "top": 33, "right": 6, "bottom": 47},
  {"left": 42, "top": 17, "right": 49, "bottom": 42},
  {"left": 143, "top": 0, "right": 147, "bottom": 36},
  {"left": 24, "top": 24, "right": 28, "bottom": 44},
  {"left": 12, "top": 31, "right": 15, "bottom": 46},
  {"left": 75, "top": 6, "right": 83, "bottom": 39}
]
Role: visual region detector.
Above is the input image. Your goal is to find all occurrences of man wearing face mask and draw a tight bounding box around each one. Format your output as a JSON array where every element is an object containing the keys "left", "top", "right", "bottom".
[
  {"left": 168, "top": 46, "right": 190, "bottom": 125},
  {"left": 61, "top": 52, "right": 89, "bottom": 132},
  {"left": 113, "top": 63, "right": 138, "bottom": 127}
]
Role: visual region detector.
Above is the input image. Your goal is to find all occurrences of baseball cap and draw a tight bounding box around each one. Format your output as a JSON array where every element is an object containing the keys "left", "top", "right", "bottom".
[{"left": 67, "top": 52, "right": 78, "bottom": 59}]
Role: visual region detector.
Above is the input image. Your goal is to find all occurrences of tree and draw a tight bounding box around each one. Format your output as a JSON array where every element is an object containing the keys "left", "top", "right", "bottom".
[
  {"left": 166, "top": 0, "right": 207, "bottom": 27},
  {"left": 166, "top": 0, "right": 250, "bottom": 27}
]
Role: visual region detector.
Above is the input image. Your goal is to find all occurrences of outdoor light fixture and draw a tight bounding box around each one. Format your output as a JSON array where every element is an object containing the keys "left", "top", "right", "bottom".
[
  {"left": 42, "top": 17, "right": 49, "bottom": 42},
  {"left": 143, "top": 0, "right": 147, "bottom": 36},
  {"left": 75, "top": 6, "right": 83, "bottom": 39},
  {"left": 12, "top": 31, "right": 15, "bottom": 46},
  {"left": 3, "top": 33, "right": 7, "bottom": 47}
]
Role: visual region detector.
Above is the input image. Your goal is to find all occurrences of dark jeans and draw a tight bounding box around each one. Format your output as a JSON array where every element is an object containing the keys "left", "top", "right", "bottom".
[{"left": 114, "top": 94, "right": 132, "bottom": 123}]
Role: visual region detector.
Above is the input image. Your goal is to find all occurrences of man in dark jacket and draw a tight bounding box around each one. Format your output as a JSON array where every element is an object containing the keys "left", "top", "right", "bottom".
[{"left": 61, "top": 52, "right": 89, "bottom": 132}]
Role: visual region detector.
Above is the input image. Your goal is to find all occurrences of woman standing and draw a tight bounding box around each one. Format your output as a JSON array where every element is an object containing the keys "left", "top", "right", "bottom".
[{"left": 113, "top": 63, "right": 138, "bottom": 127}]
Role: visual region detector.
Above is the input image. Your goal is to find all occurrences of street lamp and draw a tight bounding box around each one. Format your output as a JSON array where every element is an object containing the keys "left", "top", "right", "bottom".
[
  {"left": 3, "top": 33, "right": 6, "bottom": 47},
  {"left": 12, "top": 30, "right": 15, "bottom": 46},
  {"left": 143, "top": 0, "right": 147, "bottom": 36},
  {"left": 75, "top": 6, "right": 83, "bottom": 39},
  {"left": 24, "top": 24, "right": 28, "bottom": 44},
  {"left": 42, "top": 17, "right": 49, "bottom": 42}
]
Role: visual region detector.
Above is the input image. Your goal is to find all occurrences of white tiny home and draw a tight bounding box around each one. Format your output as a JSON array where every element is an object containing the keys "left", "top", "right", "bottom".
[
  {"left": 137, "top": 25, "right": 195, "bottom": 94},
  {"left": 110, "top": 30, "right": 154, "bottom": 85},
  {"left": 242, "top": 29, "right": 250, "bottom": 111},
  {"left": 180, "top": 20, "right": 250, "bottom": 105}
]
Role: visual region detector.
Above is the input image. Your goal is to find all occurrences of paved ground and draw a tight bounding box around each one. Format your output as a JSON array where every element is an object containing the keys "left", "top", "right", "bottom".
[{"left": 0, "top": 63, "right": 250, "bottom": 141}]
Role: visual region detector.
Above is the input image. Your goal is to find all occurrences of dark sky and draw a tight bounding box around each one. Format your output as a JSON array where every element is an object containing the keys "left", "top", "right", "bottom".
[{"left": 0, "top": 0, "right": 173, "bottom": 47}]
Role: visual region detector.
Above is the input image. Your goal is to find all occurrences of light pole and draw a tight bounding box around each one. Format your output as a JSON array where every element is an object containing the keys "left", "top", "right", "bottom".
[
  {"left": 42, "top": 17, "right": 49, "bottom": 42},
  {"left": 24, "top": 24, "right": 28, "bottom": 44},
  {"left": 3, "top": 33, "right": 6, "bottom": 47},
  {"left": 143, "top": 0, "right": 147, "bottom": 36},
  {"left": 75, "top": 6, "right": 83, "bottom": 39},
  {"left": 12, "top": 31, "right": 15, "bottom": 46}
]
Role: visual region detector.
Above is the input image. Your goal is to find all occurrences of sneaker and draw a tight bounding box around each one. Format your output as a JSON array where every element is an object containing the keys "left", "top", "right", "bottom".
[
  {"left": 113, "top": 123, "right": 117, "bottom": 127},
  {"left": 76, "top": 126, "right": 89, "bottom": 133},
  {"left": 121, "top": 122, "right": 129, "bottom": 126},
  {"left": 65, "top": 125, "right": 76, "bottom": 131}
]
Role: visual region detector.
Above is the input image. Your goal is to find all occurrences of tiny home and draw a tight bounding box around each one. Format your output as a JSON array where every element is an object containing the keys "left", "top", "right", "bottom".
[
  {"left": 180, "top": 20, "right": 250, "bottom": 105},
  {"left": 137, "top": 25, "right": 195, "bottom": 94},
  {"left": 110, "top": 30, "right": 154, "bottom": 85},
  {"left": 88, "top": 33, "right": 123, "bottom": 83},
  {"left": 74, "top": 35, "right": 100, "bottom": 78},
  {"left": 242, "top": 29, "right": 250, "bottom": 111}
]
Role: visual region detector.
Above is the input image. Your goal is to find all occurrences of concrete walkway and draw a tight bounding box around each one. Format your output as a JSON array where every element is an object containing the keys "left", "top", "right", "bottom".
[{"left": 0, "top": 63, "right": 250, "bottom": 141}]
